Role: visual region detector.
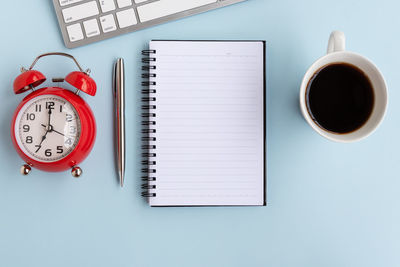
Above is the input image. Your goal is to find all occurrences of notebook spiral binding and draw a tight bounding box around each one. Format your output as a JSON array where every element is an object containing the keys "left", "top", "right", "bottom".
[{"left": 141, "top": 49, "right": 157, "bottom": 198}]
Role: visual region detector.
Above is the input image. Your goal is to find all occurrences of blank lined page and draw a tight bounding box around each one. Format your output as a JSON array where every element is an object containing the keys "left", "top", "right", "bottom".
[{"left": 148, "top": 41, "right": 265, "bottom": 206}]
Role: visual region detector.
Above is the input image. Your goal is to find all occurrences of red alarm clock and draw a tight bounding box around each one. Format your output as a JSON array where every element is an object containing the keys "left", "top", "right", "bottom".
[{"left": 11, "top": 52, "right": 96, "bottom": 177}]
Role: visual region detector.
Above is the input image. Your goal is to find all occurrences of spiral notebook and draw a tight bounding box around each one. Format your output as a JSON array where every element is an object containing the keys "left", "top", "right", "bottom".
[{"left": 141, "top": 40, "right": 266, "bottom": 206}]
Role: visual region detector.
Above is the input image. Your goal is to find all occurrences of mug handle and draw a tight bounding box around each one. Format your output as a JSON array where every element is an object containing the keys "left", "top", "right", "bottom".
[{"left": 327, "top": 31, "right": 346, "bottom": 53}]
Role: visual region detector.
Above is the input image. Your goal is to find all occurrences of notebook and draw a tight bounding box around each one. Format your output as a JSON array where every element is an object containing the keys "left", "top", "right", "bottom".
[{"left": 141, "top": 40, "right": 266, "bottom": 206}]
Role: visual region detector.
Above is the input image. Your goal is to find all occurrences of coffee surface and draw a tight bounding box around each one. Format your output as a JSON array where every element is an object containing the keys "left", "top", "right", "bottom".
[{"left": 306, "top": 63, "right": 374, "bottom": 134}]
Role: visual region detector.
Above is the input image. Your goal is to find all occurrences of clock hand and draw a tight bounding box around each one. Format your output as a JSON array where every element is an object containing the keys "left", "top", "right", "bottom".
[
  {"left": 35, "top": 109, "right": 52, "bottom": 152},
  {"left": 41, "top": 124, "right": 65, "bottom": 137},
  {"left": 52, "top": 128, "right": 65, "bottom": 137},
  {"left": 35, "top": 131, "right": 48, "bottom": 152},
  {"left": 47, "top": 107, "right": 52, "bottom": 126}
]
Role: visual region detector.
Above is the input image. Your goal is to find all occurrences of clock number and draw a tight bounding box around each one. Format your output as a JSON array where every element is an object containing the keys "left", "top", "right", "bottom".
[
  {"left": 23, "top": 125, "right": 30, "bottom": 132},
  {"left": 26, "top": 136, "right": 33, "bottom": 144},
  {"left": 57, "top": 146, "right": 64, "bottom": 154},
  {"left": 45, "top": 149, "right": 52, "bottom": 157},
  {"left": 66, "top": 114, "right": 73, "bottom": 122},
  {"left": 46, "top": 101, "right": 55, "bottom": 110},
  {"left": 69, "top": 126, "right": 76, "bottom": 135},
  {"left": 35, "top": 104, "right": 42, "bottom": 112},
  {"left": 65, "top": 138, "right": 72, "bottom": 146},
  {"left": 26, "top": 113, "right": 35, "bottom": 120},
  {"left": 59, "top": 105, "right": 63, "bottom": 113}
]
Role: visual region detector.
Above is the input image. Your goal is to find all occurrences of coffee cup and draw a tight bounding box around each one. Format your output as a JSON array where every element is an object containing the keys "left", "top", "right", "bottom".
[{"left": 299, "top": 31, "right": 387, "bottom": 142}]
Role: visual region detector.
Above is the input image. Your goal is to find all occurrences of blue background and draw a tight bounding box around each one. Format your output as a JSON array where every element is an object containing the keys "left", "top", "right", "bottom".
[{"left": 0, "top": 0, "right": 399, "bottom": 266}]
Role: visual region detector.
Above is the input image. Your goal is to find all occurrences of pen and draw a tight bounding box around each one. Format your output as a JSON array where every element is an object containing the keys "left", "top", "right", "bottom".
[{"left": 114, "top": 58, "right": 125, "bottom": 187}]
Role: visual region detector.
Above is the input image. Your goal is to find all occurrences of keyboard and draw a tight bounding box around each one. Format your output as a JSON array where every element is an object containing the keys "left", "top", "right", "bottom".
[{"left": 52, "top": 0, "right": 248, "bottom": 48}]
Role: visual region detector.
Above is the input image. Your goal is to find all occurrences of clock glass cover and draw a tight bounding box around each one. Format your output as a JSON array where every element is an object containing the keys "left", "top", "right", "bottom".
[{"left": 15, "top": 95, "right": 81, "bottom": 162}]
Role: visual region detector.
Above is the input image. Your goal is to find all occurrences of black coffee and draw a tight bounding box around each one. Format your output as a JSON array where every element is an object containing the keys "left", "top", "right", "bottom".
[{"left": 306, "top": 63, "right": 374, "bottom": 134}]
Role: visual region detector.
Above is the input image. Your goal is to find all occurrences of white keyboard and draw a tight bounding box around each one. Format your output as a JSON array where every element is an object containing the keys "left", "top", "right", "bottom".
[{"left": 52, "top": 0, "right": 248, "bottom": 48}]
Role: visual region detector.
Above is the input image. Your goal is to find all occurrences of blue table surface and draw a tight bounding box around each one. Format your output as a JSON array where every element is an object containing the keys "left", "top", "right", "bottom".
[{"left": 1, "top": 0, "right": 400, "bottom": 266}]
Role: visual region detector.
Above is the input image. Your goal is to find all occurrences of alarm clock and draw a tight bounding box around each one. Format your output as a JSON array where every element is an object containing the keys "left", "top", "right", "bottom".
[{"left": 11, "top": 52, "right": 97, "bottom": 177}]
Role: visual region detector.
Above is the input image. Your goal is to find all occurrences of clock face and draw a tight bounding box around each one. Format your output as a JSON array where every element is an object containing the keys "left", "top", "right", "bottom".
[{"left": 14, "top": 95, "right": 81, "bottom": 162}]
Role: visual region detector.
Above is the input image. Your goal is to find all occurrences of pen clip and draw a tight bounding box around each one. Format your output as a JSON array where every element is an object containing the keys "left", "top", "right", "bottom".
[
  {"left": 113, "top": 58, "right": 124, "bottom": 98},
  {"left": 113, "top": 61, "right": 117, "bottom": 98}
]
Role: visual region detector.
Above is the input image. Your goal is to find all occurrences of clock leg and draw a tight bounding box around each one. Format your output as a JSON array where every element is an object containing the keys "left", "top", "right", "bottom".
[
  {"left": 20, "top": 164, "right": 31, "bottom": 175},
  {"left": 71, "top": 166, "right": 82, "bottom": 178}
]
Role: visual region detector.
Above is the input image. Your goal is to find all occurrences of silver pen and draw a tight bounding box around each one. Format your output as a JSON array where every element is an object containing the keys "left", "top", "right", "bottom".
[{"left": 114, "top": 58, "right": 125, "bottom": 187}]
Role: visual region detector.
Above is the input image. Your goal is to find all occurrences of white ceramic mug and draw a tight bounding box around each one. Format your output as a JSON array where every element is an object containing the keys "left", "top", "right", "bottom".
[{"left": 299, "top": 31, "right": 388, "bottom": 143}]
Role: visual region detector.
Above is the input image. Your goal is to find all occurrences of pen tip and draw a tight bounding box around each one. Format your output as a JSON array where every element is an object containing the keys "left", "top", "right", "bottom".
[{"left": 120, "top": 173, "right": 124, "bottom": 188}]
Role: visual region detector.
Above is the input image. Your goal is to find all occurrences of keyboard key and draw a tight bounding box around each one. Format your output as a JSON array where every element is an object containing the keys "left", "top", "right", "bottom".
[
  {"left": 100, "top": 14, "right": 117, "bottom": 33},
  {"left": 59, "top": 0, "right": 83, "bottom": 6},
  {"left": 99, "top": 0, "right": 116, "bottom": 13},
  {"left": 116, "top": 9, "right": 137, "bottom": 28},
  {"left": 66, "top": 23, "right": 84, "bottom": 42},
  {"left": 62, "top": 1, "right": 99, "bottom": 23},
  {"left": 83, "top": 19, "right": 100, "bottom": 37},
  {"left": 137, "top": 0, "right": 217, "bottom": 22},
  {"left": 117, "top": 0, "right": 132, "bottom": 8}
]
